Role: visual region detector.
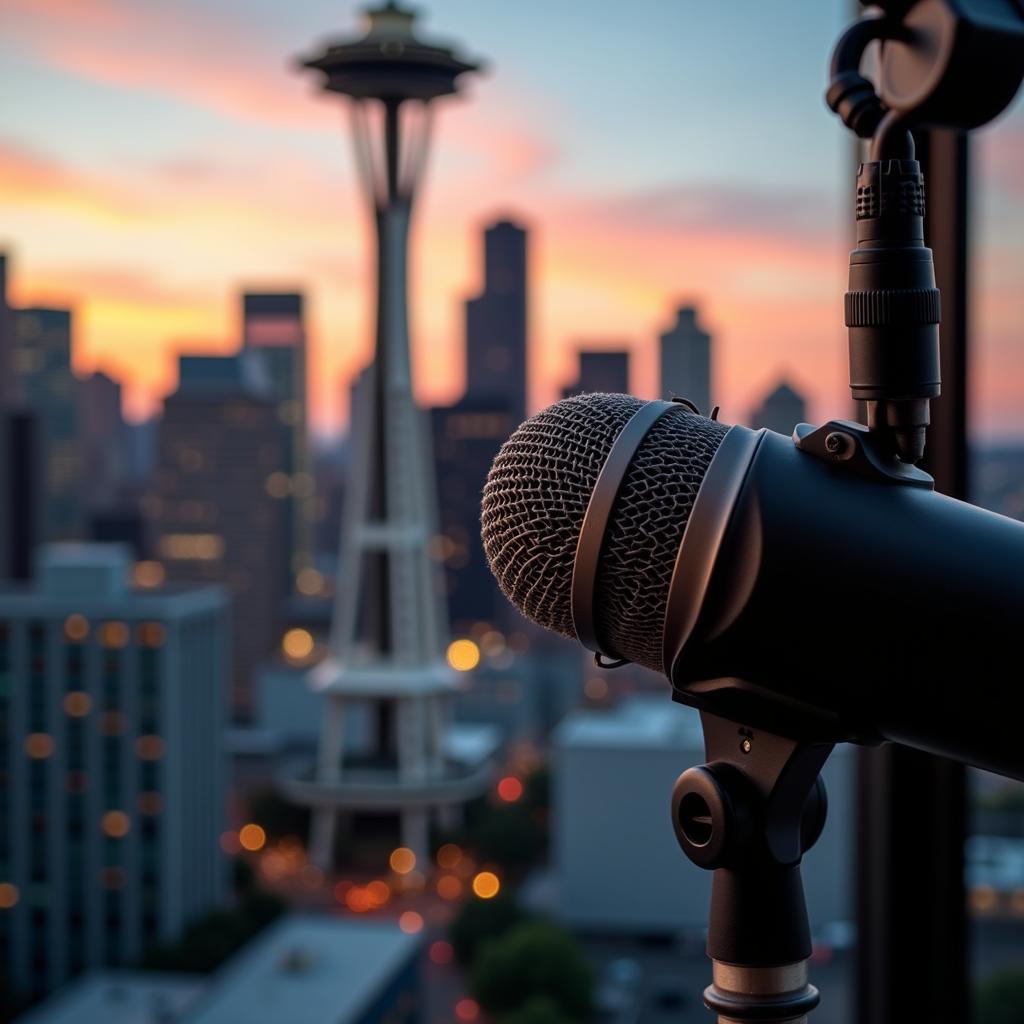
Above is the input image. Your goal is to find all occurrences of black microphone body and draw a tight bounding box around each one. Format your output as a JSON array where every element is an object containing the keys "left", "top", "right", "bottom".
[
  {"left": 481, "top": 394, "right": 1024, "bottom": 781},
  {"left": 671, "top": 424, "right": 1024, "bottom": 779}
]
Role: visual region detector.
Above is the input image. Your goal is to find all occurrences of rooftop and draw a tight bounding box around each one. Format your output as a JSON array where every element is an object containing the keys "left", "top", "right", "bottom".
[
  {"left": 555, "top": 696, "right": 704, "bottom": 751},
  {"left": 185, "top": 915, "right": 420, "bottom": 1024},
  {"left": 16, "top": 970, "right": 206, "bottom": 1024},
  {"left": 0, "top": 543, "right": 226, "bottom": 616}
]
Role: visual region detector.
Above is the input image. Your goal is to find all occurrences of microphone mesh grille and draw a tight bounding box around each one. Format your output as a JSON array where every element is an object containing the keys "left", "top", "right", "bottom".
[{"left": 481, "top": 393, "right": 729, "bottom": 672}]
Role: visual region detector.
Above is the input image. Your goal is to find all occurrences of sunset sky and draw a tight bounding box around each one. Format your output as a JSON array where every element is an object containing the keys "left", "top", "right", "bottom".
[{"left": 2, "top": 0, "right": 1022, "bottom": 438}]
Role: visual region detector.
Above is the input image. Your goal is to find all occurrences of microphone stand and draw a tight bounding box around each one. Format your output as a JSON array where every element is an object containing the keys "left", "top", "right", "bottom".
[
  {"left": 669, "top": 4, "right": 1024, "bottom": 1020},
  {"left": 672, "top": 716, "right": 831, "bottom": 1022}
]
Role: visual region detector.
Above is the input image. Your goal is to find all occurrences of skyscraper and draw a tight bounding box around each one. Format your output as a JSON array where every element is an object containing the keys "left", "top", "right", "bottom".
[
  {"left": 156, "top": 353, "right": 287, "bottom": 720},
  {"left": 430, "top": 401, "right": 519, "bottom": 632},
  {"left": 749, "top": 380, "right": 808, "bottom": 436},
  {"left": 465, "top": 219, "right": 528, "bottom": 425},
  {"left": 0, "top": 255, "right": 41, "bottom": 579},
  {"left": 0, "top": 543, "right": 229, "bottom": 999},
  {"left": 0, "top": 410, "right": 41, "bottom": 580},
  {"left": 430, "top": 218, "right": 531, "bottom": 633},
  {"left": 242, "top": 292, "right": 311, "bottom": 595},
  {"left": 660, "top": 305, "right": 712, "bottom": 415},
  {"left": 79, "top": 370, "right": 129, "bottom": 514},
  {"left": 12, "top": 308, "right": 82, "bottom": 541},
  {"left": 0, "top": 253, "right": 14, "bottom": 409},
  {"left": 561, "top": 349, "right": 630, "bottom": 398}
]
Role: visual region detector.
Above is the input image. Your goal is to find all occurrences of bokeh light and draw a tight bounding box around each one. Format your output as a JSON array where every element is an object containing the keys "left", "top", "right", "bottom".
[
  {"left": 0, "top": 883, "right": 19, "bottom": 910},
  {"left": 63, "top": 691, "right": 91, "bottom": 717},
  {"left": 399, "top": 910, "right": 424, "bottom": 934},
  {"left": 24, "top": 733, "right": 54, "bottom": 759},
  {"left": 436, "top": 843, "right": 463, "bottom": 870},
  {"left": 497, "top": 776, "right": 524, "bottom": 802},
  {"left": 63, "top": 614, "right": 89, "bottom": 642},
  {"left": 101, "top": 810, "right": 130, "bottom": 838},
  {"left": 345, "top": 886, "right": 372, "bottom": 913},
  {"left": 282, "top": 627, "right": 315, "bottom": 661},
  {"left": 446, "top": 639, "right": 480, "bottom": 672},
  {"left": 584, "top": 676, "right": 609, "bottom": 700},
  {"left": 436, "top": 875, "right": 463, "bottom": 901},
  {"left": 296, "top": 567, "right": 325, "bottom": 596},
  {"left": 455, "top": 998, "right": 480, "bottom": 1021},
  {"left": 238, "top": 823, "right": 267, "bottom": 851},
  {"left": 220, "top": 830, "right": 242, "bottom": 855},
  {"left": 472, "top": 871, "right": 501, "bottom": 899},
  {"left": 389, "top": 846, "right": 416, "bottom": 875},
  {"left": 135, "top": 735, "right": 165, "bottom": 760},
  {"left": 429, "top": 940, "right": 454, "bottom": 965},
  {"left": 138, "top": 622, "right": 166, "bottom": 647},
  {"left": 366, "top": 880, "right": 391, "bottom": 907},
  {"left": 99, "top": 621, "right": 130, "bottom": 648},
  {"left": 133, "top": 561, "right": 165, "bottom": 588}
]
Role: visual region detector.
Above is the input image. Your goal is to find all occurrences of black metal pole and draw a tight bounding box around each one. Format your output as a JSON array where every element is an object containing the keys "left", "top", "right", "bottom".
[{"left": 854, "top": 128, "right": 969, "bottom": 1024}]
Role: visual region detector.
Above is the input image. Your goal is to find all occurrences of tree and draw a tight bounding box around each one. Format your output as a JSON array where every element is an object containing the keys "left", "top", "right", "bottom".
[
  {"left": 141, "top": 890, "right": 285, "bottom": 973},
  {"left": 471, "top": 803, "right": 545, "bottom": 872},
  {"left": 471, "top": 922, "right": 593, "bottom": 1022},
  {"left": 977, "top": 969, "right": 1024, "bottom": 1024},
  {"left": 449, "top": 891, "right": 525, "bottom": 966}
]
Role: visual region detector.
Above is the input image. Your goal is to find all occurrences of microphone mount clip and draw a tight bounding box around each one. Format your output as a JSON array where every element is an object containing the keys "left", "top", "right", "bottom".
[{"left": 794, "top": 419, "right": 934, "bottom": 488}]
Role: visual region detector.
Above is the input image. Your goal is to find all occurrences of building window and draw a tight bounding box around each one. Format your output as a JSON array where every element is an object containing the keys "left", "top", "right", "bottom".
[
  {"left": 101, "top": 811, "right": 130, "bottom": 839},
  {"left": 99, "top": 622, "right": 130, "bottom": 649},
  {"left": 157, "top": 533, "right": 225, "bottom": 561},
  {"left": 63, "top": 691, "right": 90, "bottom": 717},
  {"left": 137, "top": 623, "right": 166, "bottom": 648},
  {"left": 135, "top": 735, "right": 164, "bottom": 761},
  {"left": 24, "top": 733, "right": 54, "bottom": 759},
  {"left": 63, "top": 614, "right": 89, "bottom": 642}
]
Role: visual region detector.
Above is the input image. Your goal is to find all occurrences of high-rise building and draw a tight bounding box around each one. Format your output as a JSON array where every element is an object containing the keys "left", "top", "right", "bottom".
[
  {"left": 0, "top": 410, "right": 41, "bottom": 580},
  {"left": 465, "top": 219, "right": 528, "bottom": 425},
  {"left": 12, "top": 308, "right": 82, "bottom": 541},
  {"left": 0, "top": 252, "right": 15, "bottom": 409},
  {"left": 79, "top": 370, "right": 129, "bottom": 514},
  {"left": 660, "top": 305, "right": 712, "bottom": 415},
  {"left": 429, "top": 218, "right": 531, "bottom": 633},
  {"left": 749, "top": 380, "right": 808, "bottom": 436},
  {"left": 430, "top": 402, "right": 519, "bottom": 633},
  {"left": 561, "top": 349, "right": 630, "bottom": 398},
  {"left": 0, "top": 255, "right": 41, "bottom": 578},
  {"left": 0, "top": 543, "right": 229, "bottom": 999},
  {"left": 242, "top": 292, "right": 311, "bottom": 594},
  {"left": 156, "top": 353, "right": 287, "bottom": 720}
]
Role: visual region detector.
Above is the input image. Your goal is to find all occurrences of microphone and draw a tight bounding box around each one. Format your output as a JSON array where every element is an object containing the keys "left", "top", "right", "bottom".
[{"left": 482, "top": 392, "right": 1024, "bottom": 780}]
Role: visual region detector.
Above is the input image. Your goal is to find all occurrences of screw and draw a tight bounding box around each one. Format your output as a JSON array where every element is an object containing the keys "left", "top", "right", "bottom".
[
  {"left": 740, "top": 738, "right": 752, "bottom": 754},
  {"left": 825, "top": 431, "right": 849, "bottom": 456}
]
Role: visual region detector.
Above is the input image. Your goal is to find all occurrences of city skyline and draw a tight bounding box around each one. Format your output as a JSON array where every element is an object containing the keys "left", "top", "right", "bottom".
[{"left": 2, "top": 1, "right": 1022, "bottom": 439}]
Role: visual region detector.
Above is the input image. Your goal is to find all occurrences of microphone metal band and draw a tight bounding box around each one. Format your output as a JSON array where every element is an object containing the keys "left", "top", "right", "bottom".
[{"left": 571, "top": 398, "right": 688, "bottom": 663}]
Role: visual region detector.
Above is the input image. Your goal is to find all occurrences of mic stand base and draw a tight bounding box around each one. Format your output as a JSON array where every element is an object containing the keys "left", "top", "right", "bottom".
[{"left": 671, "top": 712, "right": 833, "bottom": 1022}]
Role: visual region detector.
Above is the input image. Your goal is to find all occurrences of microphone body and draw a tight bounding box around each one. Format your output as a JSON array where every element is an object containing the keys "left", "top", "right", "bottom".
[
  {"left": 669, "top": 424, "right": 1024, "bottom": 778},
  {"left": 481, "top": 394, "right": 1024, "bottom": 780}
]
